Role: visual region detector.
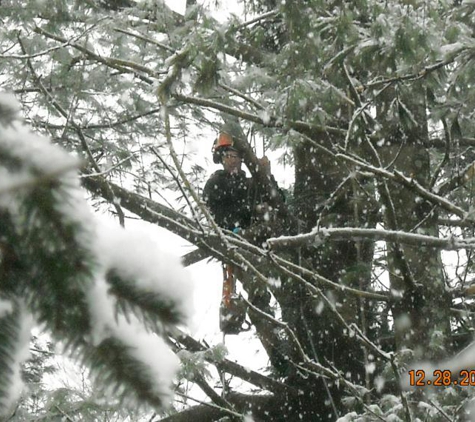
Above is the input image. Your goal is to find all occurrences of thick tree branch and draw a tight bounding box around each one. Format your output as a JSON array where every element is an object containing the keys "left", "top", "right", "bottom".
[
  {"left": 81, "top": 174, "right": 388, "bottom": 303},
  {"left": 173, "top": 93, "right": 345, "bottom": 136},
  {"left": 159, "top": 393, "right": 276, "bottom": 422},
  {"left": 180, "top": 248, "right": 210, "bottom": 267},
  {"left": 81, "top": 173, "right": 201, "bottom": 239},
  {"left": 170, "top": 329, "right": 295, "bottom": 398}
]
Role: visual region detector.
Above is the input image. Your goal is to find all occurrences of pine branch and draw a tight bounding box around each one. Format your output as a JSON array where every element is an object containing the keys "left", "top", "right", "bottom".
[
  {"left": 0, "top": 162, "right": 79, "bottom": 195},
  {"left": 0, "top": 95, "right": 193, "bottom": 412},
  {"left": 107, "top": 270, "right": 184, "bottom": 327},
  {"left": 83, "top": 337, "right": 169, "bottom": 409}
]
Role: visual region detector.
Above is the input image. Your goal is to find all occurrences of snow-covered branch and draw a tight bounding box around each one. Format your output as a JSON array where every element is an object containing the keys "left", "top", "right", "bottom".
[{"left": 268, "top": 227, "right": 475, "bottom": 251}]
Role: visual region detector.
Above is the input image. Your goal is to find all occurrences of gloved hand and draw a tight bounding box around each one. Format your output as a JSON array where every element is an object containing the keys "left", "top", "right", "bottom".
[{"left": 257, "top": 156, "right": 271, "bottom": 174}]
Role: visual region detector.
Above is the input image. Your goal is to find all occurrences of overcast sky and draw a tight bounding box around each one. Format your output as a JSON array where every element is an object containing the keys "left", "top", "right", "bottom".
[{"left": 164, "top": 0, "right": 243, "bottom": 18}]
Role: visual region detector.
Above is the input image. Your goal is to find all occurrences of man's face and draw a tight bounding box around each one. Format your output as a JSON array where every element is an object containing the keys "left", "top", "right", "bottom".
[{"left": 222, "top": 150, "right": 242, "bottom": 174}]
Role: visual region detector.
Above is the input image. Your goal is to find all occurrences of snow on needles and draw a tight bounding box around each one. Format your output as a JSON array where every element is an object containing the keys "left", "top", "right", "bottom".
[
  {"left": 0, "top": 304, "right": 34, "bottom": 415},
  {"left": 95, "top": 222, "right": 193, "bottom": 322},
  {"left": 86, "top": 224, "right": 192, "bottom": 402},
  {"left": 87, "top": 276, "right": 180, "bottom": 403},
  {"left": 0, "top": 106, "right": 79, "bottom": 178},
  {"left": 0, "top": 92, "right": 21, "bottom": 124},
  {"left": 0, "top": 92, "right": 194, "bottom": 407},
  {"left": 0, "top": 299, "right": 13, "bottom": 318}
]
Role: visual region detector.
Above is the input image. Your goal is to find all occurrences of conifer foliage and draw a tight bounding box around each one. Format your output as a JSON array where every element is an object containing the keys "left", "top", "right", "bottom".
[{"left": 0, "top": 94, "right": 192, "bottom": 418}]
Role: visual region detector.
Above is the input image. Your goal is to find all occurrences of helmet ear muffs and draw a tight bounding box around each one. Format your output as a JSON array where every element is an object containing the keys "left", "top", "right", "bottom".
[
  {"left": 212, "top": 137, "right": 223, "bottom": 164},
  {"left": 213, "top": 149, "right": 222, "bottom": 164}
]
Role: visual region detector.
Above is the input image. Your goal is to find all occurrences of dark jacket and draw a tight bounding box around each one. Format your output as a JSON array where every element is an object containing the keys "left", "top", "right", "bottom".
[{"left": 203, "top": 170, "right": 252, "bottom": 230}]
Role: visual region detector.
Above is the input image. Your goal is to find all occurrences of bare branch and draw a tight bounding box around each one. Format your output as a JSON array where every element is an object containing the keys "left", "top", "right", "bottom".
[
  {"left": 429, "top": 118, "right": 452, "bottom": 190},
  {"left": 360, "top": 55, "right": 461, "bottom": 92},
  {"left": 437, "top": 160, "right": 475, "bottom": 196},
  {"left": 337, "top": 152, "right": 468, "bottom": 219},
  {"left": 18, "top": 34, "right": 127, "bottom": 226},
  {"left": 234, "top": 10, "right": 279, "bottom": 30},
  {"left": 32, "top": 26, "right": 158, "bottom": 84},
  {"left": 114, "top": 27, "right": 176, "bottom": 53},
  {"left": 269, "top": 253, "right": 388, "bottom": 301}
]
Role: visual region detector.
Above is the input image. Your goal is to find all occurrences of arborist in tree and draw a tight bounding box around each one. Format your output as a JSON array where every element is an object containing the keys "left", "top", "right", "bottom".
[
  {"left": 203, "top": 132, "right": 252, "bottom": 235},
  {"left": 203, "top": 131, "right": 285, "bottom": 335},
  {"left": 203, "top": 132, "right": 284, "bottom": 246}
]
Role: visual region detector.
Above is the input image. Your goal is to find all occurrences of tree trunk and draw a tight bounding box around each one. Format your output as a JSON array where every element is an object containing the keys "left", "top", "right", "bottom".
[
  {"left": 279, "top": 133, "right": 379, "bottom": 420},
  {"left": 378, "top": 84, "right": 452, "bottom": 360}
]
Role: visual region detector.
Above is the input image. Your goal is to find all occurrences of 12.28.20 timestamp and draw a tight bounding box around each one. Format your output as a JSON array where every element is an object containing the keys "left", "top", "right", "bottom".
[{"left": 409, "top": 369, "right": 475, "bottom": 387}]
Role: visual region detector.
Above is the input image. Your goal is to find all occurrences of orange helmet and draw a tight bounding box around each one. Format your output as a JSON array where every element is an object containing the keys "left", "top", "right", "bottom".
[
  {"left": 214, "top": 132, "right": 233, "bottom": 149},
  {"left": 212, "top": 132, "right": 239, "bottom": 163}
]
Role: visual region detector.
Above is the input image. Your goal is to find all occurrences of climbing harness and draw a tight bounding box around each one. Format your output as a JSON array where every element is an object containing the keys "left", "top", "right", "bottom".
[{"left": 219, "top": 264, "right": 250, "bottom": 335}]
